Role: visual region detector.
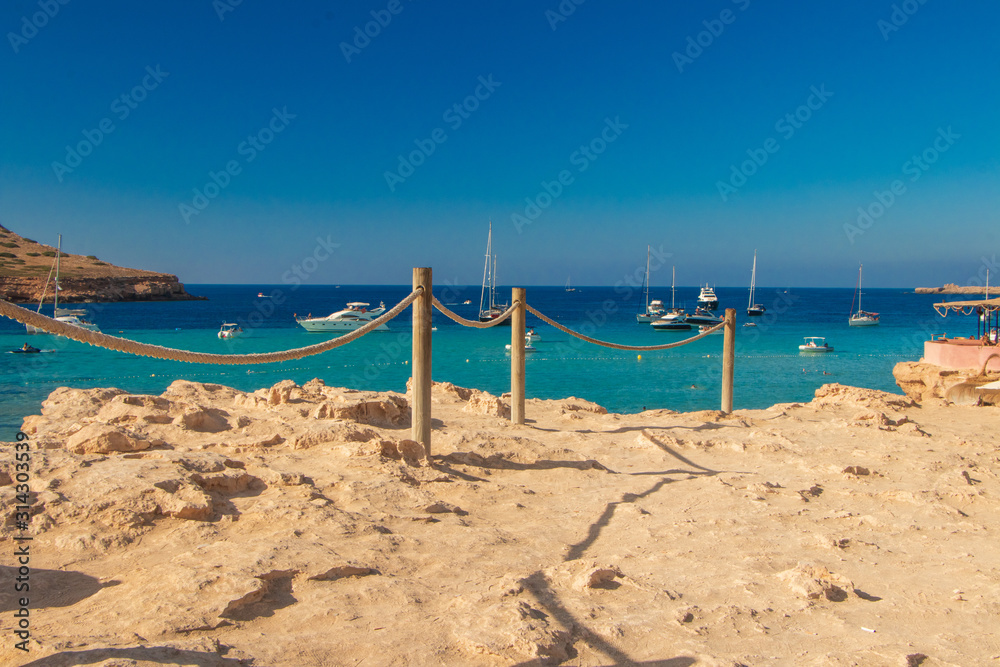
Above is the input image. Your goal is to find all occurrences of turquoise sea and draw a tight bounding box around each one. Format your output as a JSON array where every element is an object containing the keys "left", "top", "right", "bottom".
[{"left": 0, "top": 284, "right": 964, "bottom": 437}]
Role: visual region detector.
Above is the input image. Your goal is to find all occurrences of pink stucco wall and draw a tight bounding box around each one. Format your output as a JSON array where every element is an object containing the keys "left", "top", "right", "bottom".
[{"left": 924, "top": 338, "right": 1000, "bottom": 371}]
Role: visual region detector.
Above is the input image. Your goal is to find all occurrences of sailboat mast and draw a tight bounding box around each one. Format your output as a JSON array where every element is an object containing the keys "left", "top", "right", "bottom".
[
  {"left": 748, "top": 250, "right": 757, "bottom": 309},
  {"left": 491, "top": 255, "right": 497, "bottom": 310},
  {"left": 479, "top": 223, "right": 491, "bottom": 314},
  {"left": 671, "top": 266, "right": 676, "bottom": 309},
  {"left": 858, "top": 263, "right": 863, "bottom": 312},
  {"left": 54, "top": 234, "right": 61, "bottom": 314},
  {"left": 644, "top": 245, "right": 651, "bottom": 311}
]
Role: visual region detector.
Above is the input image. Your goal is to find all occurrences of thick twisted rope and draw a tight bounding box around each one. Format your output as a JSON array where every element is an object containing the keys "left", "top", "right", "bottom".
[
  {"left": 432, "top": 297, "right": 518, "bottom": 328},
  {"left": 525, "top": 304, "right": 725, "bottom": 351},
  {"left": 0, "top": 289, "right": 422, "bottom": 365}
]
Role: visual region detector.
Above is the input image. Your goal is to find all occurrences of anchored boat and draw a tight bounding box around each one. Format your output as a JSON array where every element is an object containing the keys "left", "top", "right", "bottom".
[
  {"left": 296, "top": 302, "right": 389, "bottom": 332},
  {"left": 799, "top": 336, "right": 833, "bottom": 353},
  {"left": 848, "top": 263, "right": 879, "bottom": 326},
  {"left": 25, "top": 234, "right": 100, "bottom": 334}
]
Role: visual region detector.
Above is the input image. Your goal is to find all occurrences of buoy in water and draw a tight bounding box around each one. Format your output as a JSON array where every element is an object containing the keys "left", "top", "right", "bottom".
[{"left": 637, "top": 354, "right": 642, "bottom": 361}]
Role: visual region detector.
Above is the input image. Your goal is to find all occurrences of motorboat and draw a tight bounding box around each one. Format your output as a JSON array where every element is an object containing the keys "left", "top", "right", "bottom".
[
  {"left": 636, "top": 245, "right": 666, "bottom": 323},
  {"left": 747, "top": 250, "right": 766, "bottom": 316},
  {"left": 218, "top": 322, "right": 243, "bottom": 339},
  {"left": 652, "top": 266, "right": 692, "bottom": 331},
  {"left": 505, "top": 342, "right": 538, "bottom": 353},
  {"left": 478, "top": 221, "right": 511, "bottom": 325},
  {"left": 799, "top": 337, "right": 833, "bottom": 353},
  {"left": 697, "top": 284, "right": 719, "bottom": 310},
  {"left": 25, "top": 234, "right": 100, "bottom": 334},
  {"left": 848, "top": 263, "right": 879, "bottom": 326},
  {"left": 10, "top": 343, "right": 41, "bottom": 354},
  {"left": 684, "top": 307, "right": 724, "bottom": 326},
  {"left": 651, "top": 312, "right": 692, "bottom": 331},
  {"left": 636, "top": 299, "right": 666, "bottom": 323},
  {"left": 526, "top": 328, "right": 541, "bottom": 343},
  {"left": 296, "top": 301, "right": 389, "bottom": 332},
  {"left": 698, "top": 324, "right": 722, "bottom": 334}
]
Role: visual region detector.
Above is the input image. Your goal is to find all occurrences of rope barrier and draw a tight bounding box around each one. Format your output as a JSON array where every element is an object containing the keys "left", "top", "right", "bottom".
[
  {"left": 525, "top": 304, "right": 725, "bottom": 351},
  {"left": 432, "top": 297, "right": 518, "bottom": 328},
  {"left": 0, "top": 289, "right": 422, "bottom": 365}
]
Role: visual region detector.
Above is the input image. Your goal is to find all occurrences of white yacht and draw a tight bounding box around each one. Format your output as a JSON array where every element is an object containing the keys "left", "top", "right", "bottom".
[
  {"left": 26, "top": 234, "right": 100, "bottom": 334},
  {"left": 683, "top": 307, "right": 724, "bottom": 326},
  {"left": 697, "top": 284, "right": 719, "bottom": 310},
  {"left": 296, "top": 302, "right": 389, "bottom": 332}
]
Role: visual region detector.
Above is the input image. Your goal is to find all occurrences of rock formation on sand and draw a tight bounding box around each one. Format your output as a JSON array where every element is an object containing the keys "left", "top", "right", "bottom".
[
  {"left": 2, "top": 378, "right": 999, "bottom": 665},
  {"left": 0, "top": 224, "right": 203, "bottom": 302}
]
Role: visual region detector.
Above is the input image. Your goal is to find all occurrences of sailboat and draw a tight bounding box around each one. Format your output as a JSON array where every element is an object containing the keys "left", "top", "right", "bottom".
[
  {"left": 747, "top": 249, "right": 765, "bottom": 316},
  {"left": 565, "top": 276, "right": 576, "bottom": 292},
  {"left": 478, "top": 222, "right": 510, "bottom": 325},
  {"left": 636, "top": 245, "right": 665, "bottom": 323},
  {"left": 848, "top": 263, "right": 879, "bottom": 326},
  {"left": 26, "top": 235, "right": 100, "bottom": 334},
  {"left": 651, "top": 267, "right": 692, "bottom": 331}
]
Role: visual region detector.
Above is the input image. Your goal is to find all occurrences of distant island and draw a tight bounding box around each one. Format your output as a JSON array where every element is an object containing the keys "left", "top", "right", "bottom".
[
  {"left": 0, "top": 224, "right": 204, "bottom": 303},
  {"left": 914, "top": 284, "right": 994, "bottom": 295}
]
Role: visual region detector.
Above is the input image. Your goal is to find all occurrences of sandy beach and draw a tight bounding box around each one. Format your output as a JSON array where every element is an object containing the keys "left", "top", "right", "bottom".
[{"left": 2, "top": 374, "right": 998, "bottom": 666}]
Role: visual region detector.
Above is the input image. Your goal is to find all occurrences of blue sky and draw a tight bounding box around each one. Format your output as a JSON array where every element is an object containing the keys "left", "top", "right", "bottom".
[{"left": 1, "top": 0, "right": 997, "bottom": 288}]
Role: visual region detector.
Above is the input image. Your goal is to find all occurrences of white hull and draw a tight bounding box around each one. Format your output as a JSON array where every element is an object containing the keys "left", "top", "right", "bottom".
[
  {"left": 298, "top": 319, "right": 389, "bottom": 332},
  {"left": 849, "top": 315, "right": 879, "bottom": 327},
  {"left": 27, "top": 316, "right": 101, "bottom": 334}
]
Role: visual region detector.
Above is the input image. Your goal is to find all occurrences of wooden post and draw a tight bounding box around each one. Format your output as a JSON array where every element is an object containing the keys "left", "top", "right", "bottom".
[
  {"left": 511, "top": 287, "right": 526, "bottom": 424},
  {"left": 412, "top": 267, "right": 432, "bottom": 454},
  {"left": 721, "top": 308, "right": 735, "bottom": 413}
]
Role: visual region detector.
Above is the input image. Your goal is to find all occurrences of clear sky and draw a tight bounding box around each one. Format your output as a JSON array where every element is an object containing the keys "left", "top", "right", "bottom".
[{"left": 1, "top": 1, "right": 997, "bottom": 288}]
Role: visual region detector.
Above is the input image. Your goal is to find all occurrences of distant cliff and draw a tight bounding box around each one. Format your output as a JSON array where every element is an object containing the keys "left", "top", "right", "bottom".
[
  {"left": 914, "top": 284, "right": 993, "bottom": 295},
  {"left": 0, "top": 224, "right": 204, "bottom": 303}
]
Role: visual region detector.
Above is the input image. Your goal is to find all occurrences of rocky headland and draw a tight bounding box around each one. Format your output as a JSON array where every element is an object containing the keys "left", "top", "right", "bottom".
[
  {"left": 2, "top": 373, "right": 999, "bottom": 666},
  {"left": 914, "top": 284, "right": 994, "bottom": 295},
  {"left": 0, "top": 224, "right": 203, "bottom": 303}
]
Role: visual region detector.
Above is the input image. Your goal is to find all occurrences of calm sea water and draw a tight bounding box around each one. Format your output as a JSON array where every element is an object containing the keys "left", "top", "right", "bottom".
[{"left": 0, "top": 284, "right": 964, "bottom": 436}]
